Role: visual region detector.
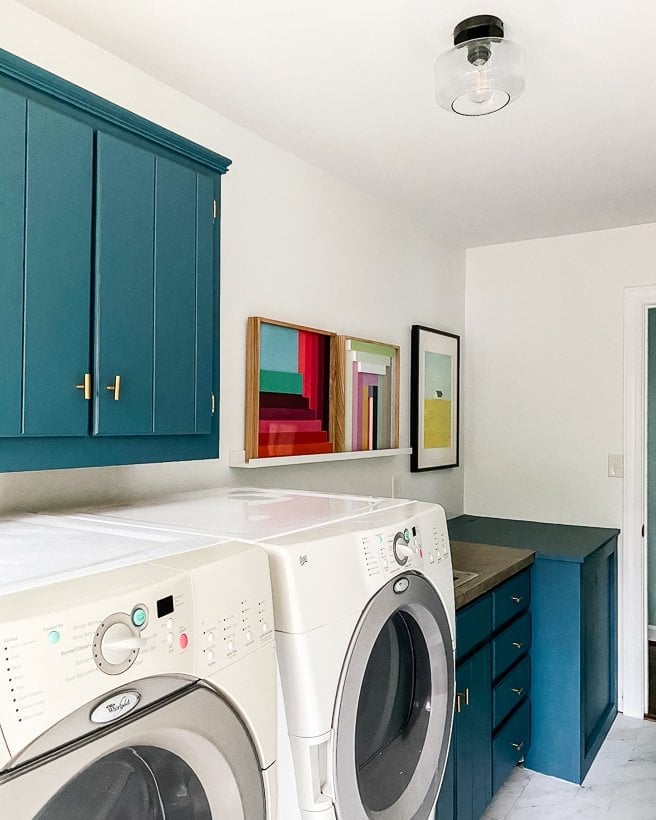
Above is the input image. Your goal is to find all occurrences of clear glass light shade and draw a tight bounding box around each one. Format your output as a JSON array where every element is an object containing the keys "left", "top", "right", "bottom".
[{"left": 434, "top": 37, "right": 525, "bottom": 116}]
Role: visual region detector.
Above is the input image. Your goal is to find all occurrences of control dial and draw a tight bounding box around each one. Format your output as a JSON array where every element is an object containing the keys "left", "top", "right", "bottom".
[
  {"left": 93, "top": 613, "right": 147, "bottom": 676},
  {"left": 393, "top": 530, "right": 414, "bottom": 566}
]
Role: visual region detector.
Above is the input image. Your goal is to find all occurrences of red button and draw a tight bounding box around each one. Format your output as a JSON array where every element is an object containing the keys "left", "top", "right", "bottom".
[
  {"left": 179, "top": 633, "right": 189, "bottom": 650},
  {"left": 420, "top": 549, "right": 423, "bottom": 558}
]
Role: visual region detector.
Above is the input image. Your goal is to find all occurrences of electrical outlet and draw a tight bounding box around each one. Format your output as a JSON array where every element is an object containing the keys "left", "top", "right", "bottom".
[
  {"left": 392, "top": 474, "right": 402, "bottom": 498},
  {"left": 608, "top": 454, "right": 623, "bottom": 478}
]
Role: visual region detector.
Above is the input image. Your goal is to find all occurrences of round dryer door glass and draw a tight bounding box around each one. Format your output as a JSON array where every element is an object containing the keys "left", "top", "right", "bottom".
[
  {"left": 355, "top": 610, "right": 432, "bottom": 811},
  {"left": 34, "top": 746, "right": 211, "bottom": 820},
  {"left": 333, "top": 572, "right": 455, "bottom": 820}
]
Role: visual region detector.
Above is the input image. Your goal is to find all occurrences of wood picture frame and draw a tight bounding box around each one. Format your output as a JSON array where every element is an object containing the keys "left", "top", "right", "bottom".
[
  {"left": 410, "top": 324, "right": 460, "bottom": 471},
  {"left": 245, "top": 317, "right": 337, "bottom": 461},
  {"left": 332, "top": 336, "right": 400, "bottom": 452}
]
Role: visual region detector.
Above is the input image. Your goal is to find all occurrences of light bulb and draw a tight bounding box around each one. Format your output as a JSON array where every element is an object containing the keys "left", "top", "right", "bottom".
[{"left": 468, "top": 69, "right": 493, "bottom": 105}]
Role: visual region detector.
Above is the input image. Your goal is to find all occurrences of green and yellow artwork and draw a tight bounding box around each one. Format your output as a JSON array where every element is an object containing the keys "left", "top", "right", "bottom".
[{"left": 423, "top": 351, "right": 452, "bottom": 449}]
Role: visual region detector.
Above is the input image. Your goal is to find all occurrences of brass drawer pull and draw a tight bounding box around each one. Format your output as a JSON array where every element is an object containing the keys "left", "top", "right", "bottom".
[
  {"left": 512, "top": 641, "right": 524, "bottom": 649},
  {"left": 511, "top": 595, "right": 524, "bottom": 604},
  {"left": 106, "top": 374, "right": 122, "bottom": 401},
  {"left": 75, "top": 373, "right": 91, "bottom": 400},
  {"left": 511, "top": 741, "right": 524, "bottom": 752},
  {"left": 456, "top": 687, "right": 470, "bottom": 713},
  {"left": 511, "top": 687, "right": 524, "bottom": 696}
]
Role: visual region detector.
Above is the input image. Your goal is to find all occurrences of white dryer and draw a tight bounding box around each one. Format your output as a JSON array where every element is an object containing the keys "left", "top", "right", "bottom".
[
  {"left": 61, "top": 487, "right": 456, "bottom": 820},
  {"left": 0, "top": 516, "right": 277, "bottom": 819}
]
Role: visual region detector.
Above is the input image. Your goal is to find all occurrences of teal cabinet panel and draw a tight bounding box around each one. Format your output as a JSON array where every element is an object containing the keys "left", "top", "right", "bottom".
[
  {"left": 194, "top": 172, "right": 216, "bottom": 435},
  {"left": 492, "top": 612, "right": 532, "bottom": 680},
  {"left": 493, "top": 699, "right": 531, "bottom": 793},
  {"left": 23, "top": 100, "right": 93, "bottom": 437},
  {"left": 94, "top": 132, "right": 155, "bottom": 436},
  {"left": 153, "top": 157, "right": 199, "bottom": 434},
  {"left": 455, "top": 595, "right": 491, "bottom": 661},
  {"left": 434, "top": 742, "right": 454, "bottom": 820},
  {"left": 493, "top": 655, "right": 531, "bottom": 728},
  {"left": 492, "top": 569, "right": 530, "bottom": 630},
  {"left": 455, "top": 646, "right": 492, "bottom": 820},
  {"left": 0, "top": 87, "right": 26, "bottom": 436}
]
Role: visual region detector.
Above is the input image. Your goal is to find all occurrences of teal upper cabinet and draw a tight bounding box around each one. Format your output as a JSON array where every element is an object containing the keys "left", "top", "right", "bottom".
[
  {"left": 24, "top": 101, "right": 93, "bottom": 437},
  {"left": 0, "top": 86, "right": 26, "bottom": 437},
  {"left": 0, "top": 48, "right": 230, "bottom": 471},
  {"left": 94, "top": 133, "right": 155, "bottom": 436},
  {"left": 94, "top": 134, "right": 216, "bottom": 437}
]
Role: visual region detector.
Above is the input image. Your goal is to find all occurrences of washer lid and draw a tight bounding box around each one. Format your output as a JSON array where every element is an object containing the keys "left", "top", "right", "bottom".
[
  {"left": 0, "top": 516, "right": 226, "bottom": 596},
  {"left": 0, "top": 679, "right": 267, "bottom": 820}
]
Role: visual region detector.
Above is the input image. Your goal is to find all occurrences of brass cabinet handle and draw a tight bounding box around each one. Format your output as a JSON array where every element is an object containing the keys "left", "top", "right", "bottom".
[
  {"left": 106, "top": 375, "right": 121, "bottom": 401},
  {"left": 511, "top": 741, "right": 524, "bottom": 751},
  {"left": 75, "top": 373, "right": 91, "bottom": 400},
  {"left": 511, "top": 595, "right": 524, "bottom": 604},
  {"left": 512, "top": 641, "right": 524, "bottom": 649},
  {"left": 456, "top": 687, "right": 470, "bottom": 712},
  {"left": 511, "top": 687, "right": 524, "bottom": 696}
]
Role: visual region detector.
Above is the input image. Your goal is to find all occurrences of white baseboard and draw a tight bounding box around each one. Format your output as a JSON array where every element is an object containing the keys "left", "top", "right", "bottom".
[{"left": 649, "top": 625, "right": 656, "bottom": 643}]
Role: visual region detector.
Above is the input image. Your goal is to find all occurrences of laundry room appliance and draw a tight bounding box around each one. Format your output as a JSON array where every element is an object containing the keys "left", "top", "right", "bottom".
[
  {"left": 0, "top": 516, "right": 277, "bottom": 819},
  {"left": 61, "top": 487, "right": 457, "bottom": 820}
]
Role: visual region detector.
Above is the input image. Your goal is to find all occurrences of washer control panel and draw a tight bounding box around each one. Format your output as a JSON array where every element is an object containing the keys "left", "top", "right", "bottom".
[
  {"left": 0, "top": 539, "right": 273, "bottom": 761},
  {"left": 359, "top": 513, "right": 450, "bottom": 580}
]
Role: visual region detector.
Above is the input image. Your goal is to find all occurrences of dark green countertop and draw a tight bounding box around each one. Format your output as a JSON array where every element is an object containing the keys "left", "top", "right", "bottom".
[{"left": 448, "top": 515, "right": 620, "bottom": 564}]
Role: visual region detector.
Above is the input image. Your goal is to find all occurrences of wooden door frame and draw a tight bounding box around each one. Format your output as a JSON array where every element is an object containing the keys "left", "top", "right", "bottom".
[{"left": 622, "top": 285, "right": 656, "bottom": 718}]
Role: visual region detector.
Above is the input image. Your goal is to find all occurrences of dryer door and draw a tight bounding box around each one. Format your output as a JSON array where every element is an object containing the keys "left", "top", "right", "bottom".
[
  {"left": 0, "top": 681, "right": 267, "bottom": 819},
  {"left": 333, "top": 572, "right": 454, "bottom": 820}
]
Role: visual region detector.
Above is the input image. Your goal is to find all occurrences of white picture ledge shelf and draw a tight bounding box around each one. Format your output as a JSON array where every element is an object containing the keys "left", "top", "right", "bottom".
[{"left": 229, "top": 447, "right": 412, "bottom": 469}]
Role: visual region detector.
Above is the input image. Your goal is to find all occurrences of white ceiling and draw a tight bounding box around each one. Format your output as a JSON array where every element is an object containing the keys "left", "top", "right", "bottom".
[{"left": 14, "top": 0, "right": 656, "bottom": 247}]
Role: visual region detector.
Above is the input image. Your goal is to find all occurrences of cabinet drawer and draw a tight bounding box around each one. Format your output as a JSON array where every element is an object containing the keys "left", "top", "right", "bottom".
[
  {"left": 493, "top": 569, "right": 531, "bottom": 630},
  {"left": 493, "top": 655, "right": 531, "bottom": 728},
  {"left": 492, "top": 612, "right": 531, "bottom": 680},
  {"left": 493, "top": 699, "right": 531, "bottom": 793},
  {"left": 456, "top": 595, "right": 492, "bottom": 660}
]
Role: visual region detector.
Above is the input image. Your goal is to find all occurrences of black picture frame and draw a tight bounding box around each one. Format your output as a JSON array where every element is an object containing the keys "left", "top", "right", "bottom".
[{"left": 410, "top": 324, "right": 460, "bottom": 471}]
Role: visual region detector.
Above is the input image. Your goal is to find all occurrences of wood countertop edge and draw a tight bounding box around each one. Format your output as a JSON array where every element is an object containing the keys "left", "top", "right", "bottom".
[{"left": 451, "top": 540, "right": 536, "bottom": 611}]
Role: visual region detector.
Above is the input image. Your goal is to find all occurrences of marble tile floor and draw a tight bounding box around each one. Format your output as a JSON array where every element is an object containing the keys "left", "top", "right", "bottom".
[{"left": 482, "top": 715, "right": 656, "bottom": 819}]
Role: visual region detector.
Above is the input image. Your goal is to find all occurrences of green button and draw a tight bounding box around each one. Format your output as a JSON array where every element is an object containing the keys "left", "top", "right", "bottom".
[
  {"left": 47, "top": 630, "right": 60, "bottom": 644},
  {"left": 132, "top": 608, "right": 147, "bottom": 628},
  {"left": 403, "top": 528, "right": 410, "bottom": 541}
]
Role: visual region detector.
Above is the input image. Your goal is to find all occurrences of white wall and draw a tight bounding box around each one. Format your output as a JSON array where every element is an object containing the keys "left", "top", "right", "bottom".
[
  {"left": 465, "top": 222, "right": 656, "bottom": 528},
  {"left": 0, "top": 1, "right": 465, "bottom": 517}
]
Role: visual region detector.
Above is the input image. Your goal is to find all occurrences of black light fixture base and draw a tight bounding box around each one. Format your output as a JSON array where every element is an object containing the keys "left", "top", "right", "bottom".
[{"left": 453, "top": 14, "right": 504, "bottom": 46}]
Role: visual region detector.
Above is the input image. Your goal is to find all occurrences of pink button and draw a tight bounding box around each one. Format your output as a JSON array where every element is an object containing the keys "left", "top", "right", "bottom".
[{"left": 179, "top": 633, "right": 189, "bottom": 650}]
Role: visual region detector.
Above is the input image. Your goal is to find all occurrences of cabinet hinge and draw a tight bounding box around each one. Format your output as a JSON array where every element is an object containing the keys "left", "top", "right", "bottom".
[
  {"left": 211, "top": 392, "right": 216, "bottom": 416},
  {"left": 213, "top": 199, "right": 218, "bottom": 220}
]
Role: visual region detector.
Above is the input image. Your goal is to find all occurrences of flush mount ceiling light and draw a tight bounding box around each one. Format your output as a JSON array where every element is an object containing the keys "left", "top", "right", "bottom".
[{"left": 434, "top": 15, "right": 525, "bottom": 116}]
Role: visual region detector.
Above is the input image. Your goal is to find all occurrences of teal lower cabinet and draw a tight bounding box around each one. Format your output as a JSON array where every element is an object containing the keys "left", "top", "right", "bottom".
[
  {"left": 436, "top": 569, "right": 532, "bottom": 819},
  {"left": 448, "top": 516, "right": 619, "bottom": 784}
]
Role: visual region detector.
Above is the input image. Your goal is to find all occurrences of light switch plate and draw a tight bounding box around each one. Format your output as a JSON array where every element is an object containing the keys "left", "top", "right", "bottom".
[
  {"left": 608, "top": 454, "right": 623, "bottom": 478},
  {"left": 392, "top": 474, "right": 402, "bottom": 498}
]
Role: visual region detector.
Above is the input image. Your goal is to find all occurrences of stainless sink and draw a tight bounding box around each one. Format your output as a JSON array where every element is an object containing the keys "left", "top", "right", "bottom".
[{"left": 453, "top": 569, "right": 479, "bottom": 588}]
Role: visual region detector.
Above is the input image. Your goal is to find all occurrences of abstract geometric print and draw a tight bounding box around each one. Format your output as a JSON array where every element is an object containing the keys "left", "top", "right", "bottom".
[
  {"left": 251, "top": 320, "right": 334, "bottom": 458},
  {"left": 423, "top": 350, "right": 452, "bottom": 449},
  {"left": 339, "top": 337, "right": 399, "bottom": 452}
]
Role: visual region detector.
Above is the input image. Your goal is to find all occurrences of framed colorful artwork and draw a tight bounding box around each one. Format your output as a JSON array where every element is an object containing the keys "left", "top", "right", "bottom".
[
  {"left": 245, "top": 317, "right": 336, "bottom": 460},
  {"left": 410, "top": 325, "right": 460, "bottom": 471},
  {"left": 332, "top": 336, "right": 399, "bottom": 452}
]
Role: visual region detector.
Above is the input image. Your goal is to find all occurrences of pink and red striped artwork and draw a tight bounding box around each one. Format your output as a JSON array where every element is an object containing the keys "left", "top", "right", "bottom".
[{"left": 246, "top": 319, "right": 335, "bottom": 460}]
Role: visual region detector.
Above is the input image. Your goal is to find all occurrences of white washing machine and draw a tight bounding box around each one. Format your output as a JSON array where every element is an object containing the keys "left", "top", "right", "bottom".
[
  {"left": 61, "top": 487, "right": 456, "bottom": 820},
  {"left": 0, "top": 516, "right": 277, "bottom": 819}
]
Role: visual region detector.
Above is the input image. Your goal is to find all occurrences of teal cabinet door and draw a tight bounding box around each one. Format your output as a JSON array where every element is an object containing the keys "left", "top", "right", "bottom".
[
  {"left": 193, "top": 172, "right": 216, "bottom": 435},
  {"left": 94, "top": 132, "right": 155, "bottom": 435},
  {"left": 0, "top": 87, "right": 26, "bottom": 436},
  {"left": 153, "top": 161, "right": 215, "bottom": 434},
  {"left": 23, "top": 101, "right": 93, "bottom": 437},
  {"left": 456, "top": 646, "right": 492, "bottom": 820}
]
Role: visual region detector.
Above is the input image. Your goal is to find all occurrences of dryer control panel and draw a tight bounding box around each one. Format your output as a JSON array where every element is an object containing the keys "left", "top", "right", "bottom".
[{"left": 0, "top": 540, "right": 273, "bottom": 766}]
